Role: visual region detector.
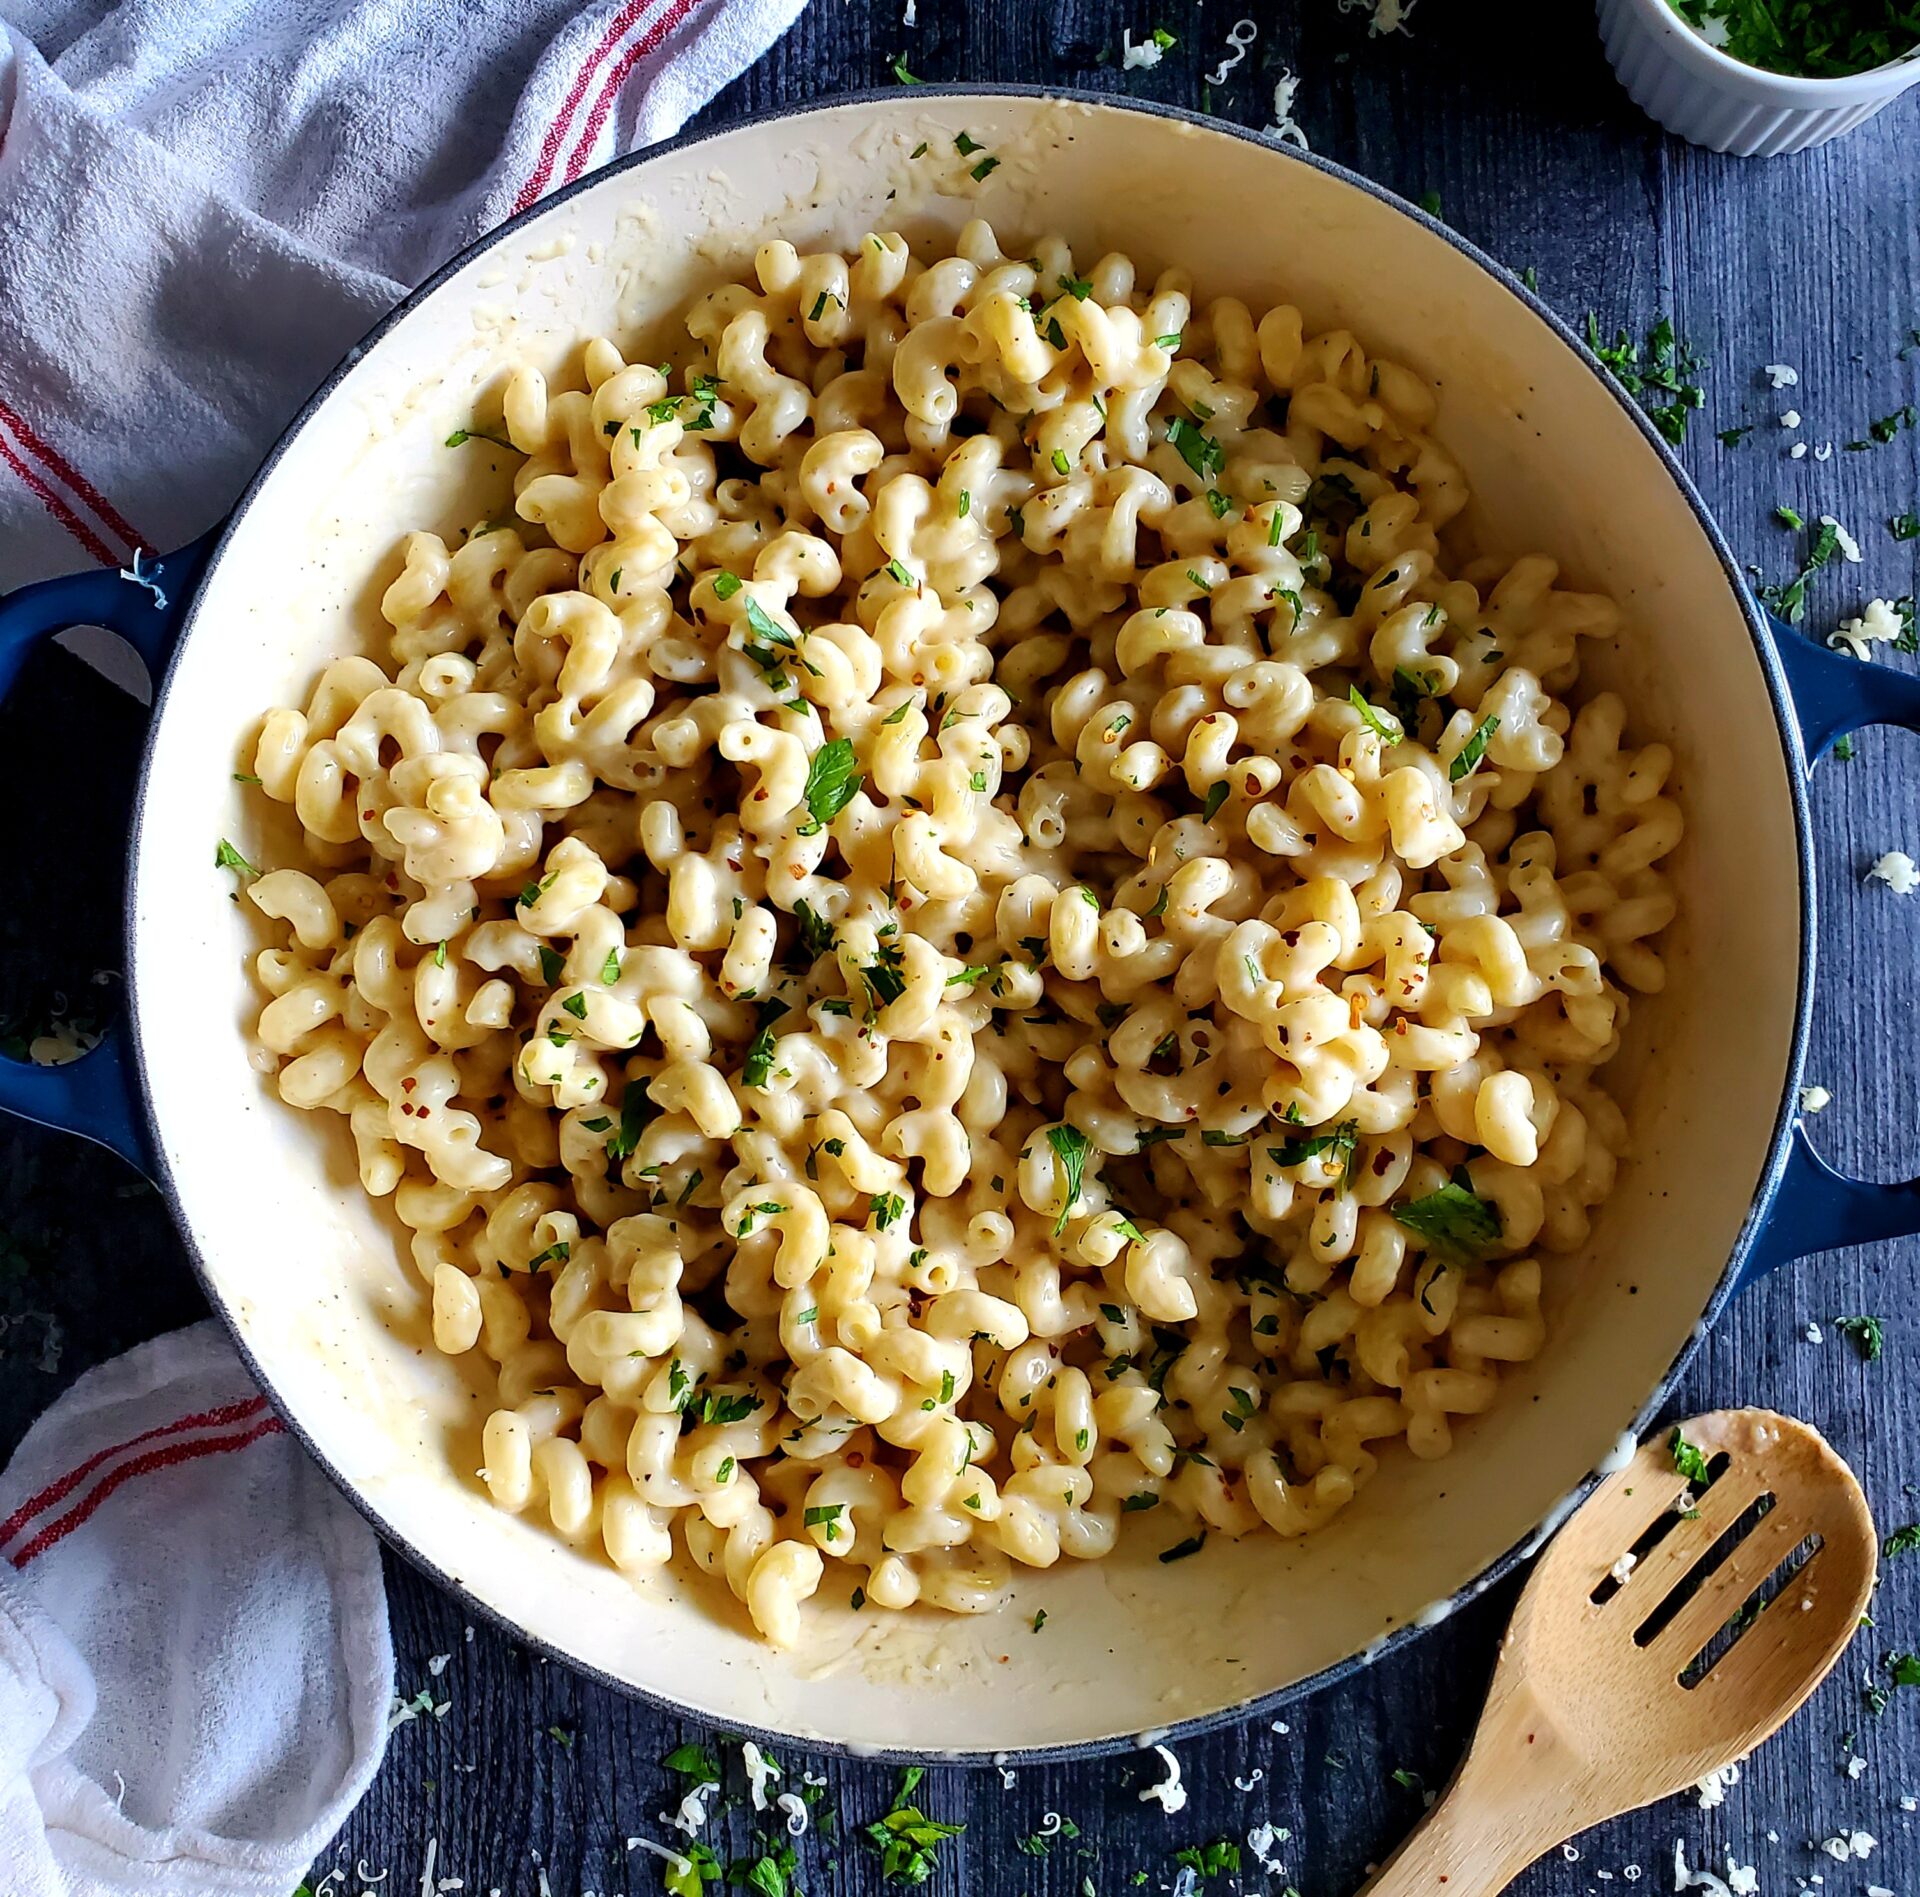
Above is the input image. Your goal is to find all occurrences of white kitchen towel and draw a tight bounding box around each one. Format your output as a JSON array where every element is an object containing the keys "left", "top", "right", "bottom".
[
  {"left": 0, "top": 1322, "right": 393, "bottom": 1897},
  {"left": 0, "top": 0, "right": 807, "bottom": 590}
]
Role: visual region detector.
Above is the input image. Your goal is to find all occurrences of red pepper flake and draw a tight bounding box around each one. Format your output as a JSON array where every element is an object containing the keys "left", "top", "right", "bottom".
[
  {"left": 1372, "top": 1149, "right": 1392, "bottom": 1176},
  {"left": 401, "top": 1077, "right": 416, "bottom": 1092}
]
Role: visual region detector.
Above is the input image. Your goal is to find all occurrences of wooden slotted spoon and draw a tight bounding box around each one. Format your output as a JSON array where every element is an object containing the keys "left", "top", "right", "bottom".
[{"left": 1364, "top": 1409, "right": 1877, "bottom": 1897}]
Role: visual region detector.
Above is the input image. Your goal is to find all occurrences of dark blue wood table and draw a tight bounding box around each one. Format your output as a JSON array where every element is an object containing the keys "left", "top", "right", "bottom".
[{"left": 4, "top": 3, "right": 1919, "bottom": 1893}]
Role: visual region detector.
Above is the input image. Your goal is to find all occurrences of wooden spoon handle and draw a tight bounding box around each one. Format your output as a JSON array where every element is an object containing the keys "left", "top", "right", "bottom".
[
  {"left": 1360, "top": 1697, "right": 1592, "bottom": 1897},
  {"left": 1360, "top": 1776, "right": 1573, "bottom": 1897}
]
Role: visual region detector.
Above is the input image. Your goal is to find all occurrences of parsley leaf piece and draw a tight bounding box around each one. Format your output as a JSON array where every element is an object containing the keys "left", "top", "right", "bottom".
[
  {"left": 1349, "top": 685, "right": 1404, "bottom": 744},
  {"left": 1449, "top": 711, "right": 1500, "bottom": 782},
  {"left": 793, "top": 899, "right": 835, "bottom": 962},
  {"left": 1046, "top": 1123, "right": 1092, "bottom": 1236},
  {"left": 1202, "top": 781, "right": 1230, "bottom": 822},
  {"left": 604, "top": 1078, "right": 654, "bottom": 1170},
  {"left": 1756, "top": 517, "right": 1841, "bottom": 625},
  {"left": 712, "top": 571, "right": 743, "bottom": 600},
  {"left": 862, "top": 1769, "right": 964, "bottom": 1885},
  {"left": 890, "top": 53, "right": 920, "bottom": 83},
  {"left": 1669, "top": 1426, "right": 1713, "bottom": 1486},
  {"left": 663, "top": 1741, "right": 722, "bottom": 1783},
  {"left": 1166, "top": 414, "right": 1225, "bottom": 482},
  {"left": 1392, "top": 1180, "right": 1501, "bottom": 1260},
  {"left": 213, "top": 838, "right": 258, "bottom": 879},
  {"left": 1833, "top": 1314, "right": 1885, "bottom": 1362},
  {"left": 742, "top": 1001, "right": 785, "bottom": 1088},
  {"left": 444, "top": 426, "right": 517, "bottom": 452},
  {"left": 802, "top": 737, "right": 863, "bottom": 828}
]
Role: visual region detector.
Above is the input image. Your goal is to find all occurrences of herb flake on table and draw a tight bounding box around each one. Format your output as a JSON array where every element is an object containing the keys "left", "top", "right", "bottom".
[
  {"left": 1756, "top": 516, "right": 1841, "bottom": 624},
  {"left": 1583, "top": 312, "right": 1707, "bottom": 444},
  {"left": 863, "top": 1766, "right": 963, "bottom": 1884},
  {"left": 1832, "top": 1313, "right": 1885, "bottom": 1361}
]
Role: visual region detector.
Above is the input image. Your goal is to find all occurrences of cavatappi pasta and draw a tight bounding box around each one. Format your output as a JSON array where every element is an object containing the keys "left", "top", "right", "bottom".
[{"left": 236, "top": 219, "right": 1681, "bottom": 1646}]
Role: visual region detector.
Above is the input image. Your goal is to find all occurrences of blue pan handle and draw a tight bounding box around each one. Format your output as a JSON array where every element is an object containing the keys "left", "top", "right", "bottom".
[
  {"left": 1743, "top": 615, "right": 1920, "bottom": 1278},
  {"left": 0, "top": 536, "right": 215, "bottom": 1170}
]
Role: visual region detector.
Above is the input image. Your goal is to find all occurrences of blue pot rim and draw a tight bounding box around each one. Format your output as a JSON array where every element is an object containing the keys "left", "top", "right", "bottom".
[{"left": 121, "top": 82, "right": 1815, "bottom": 1767}]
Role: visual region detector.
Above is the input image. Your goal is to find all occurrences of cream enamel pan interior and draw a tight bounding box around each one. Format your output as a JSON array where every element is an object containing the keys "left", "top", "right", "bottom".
[{"left": 128, "top": 92, "right": 1801, "bottom": 1756}]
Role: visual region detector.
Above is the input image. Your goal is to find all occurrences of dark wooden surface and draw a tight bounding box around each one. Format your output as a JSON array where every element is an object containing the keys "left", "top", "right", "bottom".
[{"left": 5, "top": 3, "right": 1920, "bottom": 1892}]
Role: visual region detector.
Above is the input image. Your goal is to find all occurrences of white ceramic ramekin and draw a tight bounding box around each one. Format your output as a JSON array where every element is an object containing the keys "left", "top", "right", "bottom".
[{"left": 1597, "top": 0, "right": 1920, "bottom": 155}]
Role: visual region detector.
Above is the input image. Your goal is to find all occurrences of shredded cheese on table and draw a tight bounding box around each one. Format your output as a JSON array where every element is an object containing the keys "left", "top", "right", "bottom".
[
  {"left": 1139, "top": 1742, "right": 1187, "bottom": 1813},
  {"left": 1868, "top": 851, "right": 1920, "bottom": 895},
  {"left": 1829, "top": 597, "right": 1909, "bottom": 659}
]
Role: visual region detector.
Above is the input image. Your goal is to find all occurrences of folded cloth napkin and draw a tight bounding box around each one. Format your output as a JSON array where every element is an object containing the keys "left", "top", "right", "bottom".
[
  {"left": 0, "top": 1323, "right": 393, "bottom": 1897},
  {"left": 0, "top": 0, "right": 804, "bottom": 1886},
  {"left": 0, "top": 0, "right": 806, "bottom": 589}
]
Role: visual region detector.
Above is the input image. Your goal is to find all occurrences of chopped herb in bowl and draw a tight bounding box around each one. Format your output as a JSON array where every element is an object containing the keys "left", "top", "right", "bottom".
[{"left": 1666, "top": 1, "right": 1920, "bottom": 79}]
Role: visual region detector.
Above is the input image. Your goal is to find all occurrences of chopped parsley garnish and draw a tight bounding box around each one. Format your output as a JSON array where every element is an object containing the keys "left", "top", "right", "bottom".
[
  {"left": 538, "top": 945, "right": 565, "bottom": 985},
  {"left": 695, "top": 1390, "right": 760, "bottom": 1427},
  {"left": 885, "top": 557, "right": 916, "bottom": 588},
  {"left": 604, "top": 1078, "right": 654, "bottom": 1169},
  {"left": 1201, "top": 781, "right": 1230, "bottom": 822},
  {"left": 890, "top": 53, "right": 920, "bottom": 83},
  {"left": 444, "top": 426, "right": 517, "bottom": 452},
  {"left": 1166, "top": 415, "right": 1225, "bottom": 482},
  {"left": 1449, "top": 711, "right": 1500, "bottom": 782},
  {"left": 1175, "top": 1841, "right": 1241, "bottom": 1880},
  {"left": 1849, "top": 401, "right": 1920, "bottom": 450},
  {"left": 560, "top": 991, "right": 587, "bottom": 1019},
  {"left": 1775, "top": 504, "right": 1805, "bottom": 530},
  {"left": 957, "top": 488, "right": 971, "bottom": 518},
  {"left": 1052, "top": 448, "right": 1072, "bottom": 477},
  {"left": 1122, "top": 1491, "right": 1160, "bottom": 1511},
  {"left": 1392, "top": 1179, "right": 1501, "bottom": 1260},
  {"left": 433, "top": 941, "right": 449, "bottom": 970},
  {"left": 1269, "top": 1118, "right": 1360, "bottom": 1184},
  {"left": 1885, "top": 1523, "right": 1920, "bottom": 1558},
  {"left": 793, "top": 899, "right": 835, "bottom": 961},
  {"left": 1667, "top": 2, "right": 1920, "bottom": 76},
  {"left": 742, "top": 1000, "right": 786, "bottom": 1087},
  {"left": 1756, "top": 516, "right": 1840, "bottom": 624},
  {"left": 1893, "top": 512, "right": 1920, "bottom": 542},
  {"left": 863, "top": 1767, "right": 963, "bottom": 1885},
  {"left": 945, "top": 965, "right": 990, "bottom": 987},
  {"left": 213, "top": 838, "right": 258, "bottom": 879},
  {"left": 804, "top": 1503, "right": 847, "bottom": 1537},
  {"left": 1717, "top": 424, "right": 1754, "bottom": 447},
  {"left": 1833, "top": 1314, "right": 1885, "bottom": 1362},
  {"left": 863, "top": 938, "right": 908, "bottom": 1009},
  {"left": 1348, "top": 685, "right": 1404, "bottom": 745},
  {"left": 1046, "top": 1122, "right": 1092, "bottom": 1235},
  {"left": 713, "top": 571, "right": 743, "bottom": 600},
  {"left": 601, "top": 947, "right": 621, "bottom": 985},
  {"left": 1583, "top": 312, "right": 1706, "bottom": 444},
  {"left": 970, "top": 155, "right": 1000, "bottom": 182},
  {"left": 870, "top": 1191, "right": 906, "bottom": 1230},
  {"left": 662, "top": 1741, "right": 723, "bottom": 1783},
  {"left": 802, "top": 737, "right": 863, "bottom": 829},
  {"left": 1669, "top": 1426, "right": 1713, "bottom": 1486},
  {"left": 1205, "top": 487, "right": 1232, "bottom": 520}
]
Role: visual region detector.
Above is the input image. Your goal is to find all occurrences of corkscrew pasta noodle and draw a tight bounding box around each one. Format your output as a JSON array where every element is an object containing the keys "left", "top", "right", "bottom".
[{"left": 235, "top": 218, "right": 1680, "bottom": 1646}]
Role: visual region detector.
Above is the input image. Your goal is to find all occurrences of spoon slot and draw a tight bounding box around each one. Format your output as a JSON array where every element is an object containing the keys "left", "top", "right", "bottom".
[
  {"left": 1643, "top": 1502, "right": 1821, "bottom": 1677},
  {"left": 1678, "top": 1530, "right": 1824, "bottom": 1690}
]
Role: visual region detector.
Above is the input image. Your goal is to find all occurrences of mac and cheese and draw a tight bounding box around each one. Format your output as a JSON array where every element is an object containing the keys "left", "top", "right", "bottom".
[{"left": 235, "top": 220, "right": 1680, "bottom": 1645}]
